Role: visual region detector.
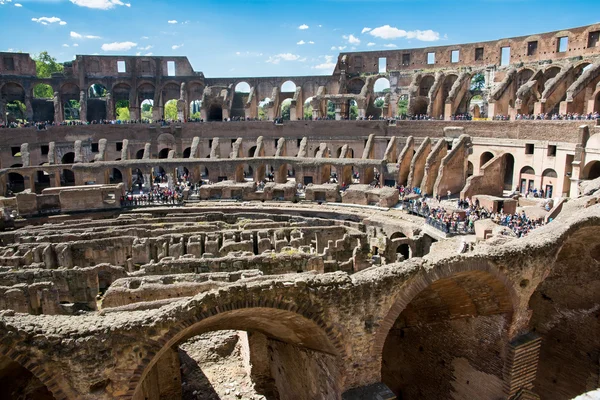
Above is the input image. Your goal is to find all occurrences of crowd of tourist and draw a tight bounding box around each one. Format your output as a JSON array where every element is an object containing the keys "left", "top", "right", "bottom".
[
  {"left": 495, "top": 112, "right": 600, "bottom": 121},
  {"left": 406, "top": 194, "right": 546, "bottom": 237}
]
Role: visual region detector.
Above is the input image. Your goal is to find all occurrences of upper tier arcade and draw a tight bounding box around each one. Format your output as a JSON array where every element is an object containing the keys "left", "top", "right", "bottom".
[{"left": 1, "top": 23, "right": 600, "bottom": 124}]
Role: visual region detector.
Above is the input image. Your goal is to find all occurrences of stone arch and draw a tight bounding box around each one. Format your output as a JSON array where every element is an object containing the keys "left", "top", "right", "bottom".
[
  {"left": 373, "top": 77, "right": 390, "bottom": 94},
  {"left": 419, "top": 75, "right": 435, "bottom": 97},
  {"left": 280, "top": 80, "right": 297, "bottom": 93},
  {"left": 479, "top": 151, "right": 494, "bottom": 171},
  {"left": 0, "top": 344, "right": 71, "bottom": 400},
  {"left": 347, "top": 78, "right": 365, "bottom": 95},
  {"left": 183, "top": 147, "right": 191, "bottom": 158},
  {"left": 135, "top": 148, "right": 145, "bottom": 160},
  {"left": 396, "top": 243, "right": 411, "bottom": 261},
  {"left": 375, "top": 258, "right": 518, "bottom": 398},
  {"left": 208, "top": 103, "right": 223, "bottom": 121},
  {"left": 582, "top": 160, "right": 600, "bottom": 180},
  {"left": 34, "top": 169, "right": 52, "bottom": 193},
  {"left": 158, "top": 148, "right": 171, "bottom": 159},
  {"left": 528, "top": 223, "right": 600, "bottom": 399},
  {"left": 373, "top": 257, "right": 519, "bottom": 362},
  {"left": 127, "top": 294, "right": 349, "bottom": 400},
  {"left": 516, "top": 68, "right": 535, "bottom": 87},
  {"left": 61, "top": 152, "right": 75, "bottom": 164},
  {"left": 235, "top": 81, "right": 251, "bottom": 93},
  {"left": 7, "top": 172, "right": 25, "bottom": 194},
  {"left": 390, "top": 231, "right": 406, "bottom": 240},
  {"left": 109, "top": 167, "right": 123, "bottom": 184}
]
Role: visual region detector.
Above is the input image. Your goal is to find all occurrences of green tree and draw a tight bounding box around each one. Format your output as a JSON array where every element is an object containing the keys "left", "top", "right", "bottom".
[
  {"left": 90, "top": 84, "right": 107, "bottom": 98},
  {"left": 281, "top": 101, "right": 291, "bottom": 120},
  {"left": 142, "top": 103, "right": 152, "bottom": 112},
  {"left": 375, "top": 98, "right": 385, "bottom": 108},
  {"left": 115, "top": 100, "right": 130, "bottom": 121},
  {"left": 164, "top": 100, "right": 178, "bottom": 120},
  {"left": 471, "top": 73, "right": 485, "bottom": 91},
  {"left": 397, "top": 99, "right": 408, "bottom": 116},
  {"left": 33, "top": 52, "right": 63, "bottom": 98},
  {"left": 303, "top": 104, "right": 313, "bottom": 119},
  {"left": 327, "top": 101, "right": 335, "bottom": 119},
  {"left": 350, "top": 105, "right": 358, "bottom": 120}
]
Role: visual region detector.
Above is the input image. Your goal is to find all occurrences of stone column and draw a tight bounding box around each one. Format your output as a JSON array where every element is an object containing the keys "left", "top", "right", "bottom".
[
  {"left": 502, "top": 332, "right": 542, "bottom": 398},
  {"left": 0, "top": 99, "right": 6, "bottom": 125},
  {"left": 152, "top": 94, "right": 162, "bottom": 121},
  {"left": 79, "top": 90, "right": 87, "bottom": 123},
  {"left": 52, "top": 171, "right": 61, "bottom": 187},
  {"left": 128, "top": 91, "right": 139, "bottom": 121},
  {"left": 240, "top": 332, "right": 279, "bottom": 398},
  {"left": 53, "top": 92, "right": 63, "bottom": 124},
  {"left": 106, "top": 92, "right": 115, "bottom": 120},
  {"left": 25, "top": 96, "right": 33, "bottom": 122}
]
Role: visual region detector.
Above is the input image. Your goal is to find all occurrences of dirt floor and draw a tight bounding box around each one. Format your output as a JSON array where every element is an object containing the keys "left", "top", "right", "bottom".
[{"left": 179, "top": 331, "right": 266, "bottom": 400}]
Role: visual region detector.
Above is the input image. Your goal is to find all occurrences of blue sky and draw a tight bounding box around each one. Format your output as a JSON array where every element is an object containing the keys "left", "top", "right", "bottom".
[{"left": 0, "top": 0, "right": 598, "bottom": 78}]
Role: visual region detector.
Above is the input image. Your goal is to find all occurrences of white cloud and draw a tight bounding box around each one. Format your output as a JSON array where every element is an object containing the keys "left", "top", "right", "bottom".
[
  {"left": 297, "top": 40, "right": 305, "bottom": 45},
  {"left": 298, "top": 24, "right": 309, "bottom": 30},
  {"left": 171, "top": 44, "right": 183, "bottom": 50},
  {"left": 308, "top": 41, "right": 315, "bottom": 44},
  {"left": 141, "top": 36, "right": 149, "bottom": 39},
  {"left": 383, "top": 43, "right": 397, "bottom": 48},
  {"left": 313, "top": 55, "right": 336, "bottom": 71},
  {"left": 14, "top": 3, "right": 22, "bottom": 6},
  {"left": 368, "top": 25, "right": 440, "bottom": 41},
  {"left": 32, "top": 17, "right": 67, "bottom": 25},
  {"left": 168, "top": 20, "right": 177, "bottom": 24},
  {"left": 330, "top": 46, "right": 346, "bottom": 51},
  {"left": 69, "top": 0, "right": 131, "bottom": 10},
  {"left": 145, "top": 52, "right": 153, "bottom": 56},
  {"left": 266, "top": 53, "right": 301, "bottom": 64},
  {"left": 138, "top": 45, "right": 152, "bottom": 50},
  {"left": 318, "top": 24, "right": 322, "bottom": 28},
  {"left": 70, "top": 31, "right": 101, "bottom": 39},
  {"left": 62, "top": 44, "right": 70, "bottom": 47},
  {"left": 101, "top": 41, "right": 137, "bottom": 51},
  {"left": 347, "top": 34, "right": 360, "bottom": 44},
  {"left": 0, "top": 0, "right": 13, "bottom": 4},
  {"left": 367, "top": 42, "right": 376, "bottom": 47},
  {"left": 361, "top": 27, "right": 372, "bottom": 34},
  {"left": 73, "top": 43, "right": 79, "bottom": 47}
]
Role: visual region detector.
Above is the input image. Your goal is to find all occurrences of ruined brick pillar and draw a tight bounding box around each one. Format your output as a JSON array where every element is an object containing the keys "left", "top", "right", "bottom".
[
  {"left": 133, "top": 347, "right": 182, "bottom": 400},
  {"left": 502, "top": 332, "right": 542, "bottom": 399},
  {"left": 24, "top": 95, "right": 33, "bottom": 122},
  {"left": 105, "top": 92, "right": 115, "bottom": 120},
  {"left": 240, "top": 332, "right": 279, "bottom": 398},
  {"left": 79, "top": 90, "right": 87, "bottom": 123},
  {"left": 53, "top": 92, "right": 63, "bottom": 124},
  {"left": 0, "top": 99, "right": 6, "bottom": 125}
]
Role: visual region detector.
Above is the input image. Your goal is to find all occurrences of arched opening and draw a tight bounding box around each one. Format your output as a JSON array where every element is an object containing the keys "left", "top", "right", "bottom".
[
  {"left": 87, "top": 83, "right": 107, "bottom": 121},
  {"left": 32, "top": 83, "right": 55, "bottom": 122},
  {"left": 163, "top": 99, "right": 178, "bottom": 121},
  {"left": 541, "top": 168, "right": 557, "bottom": 198},
  {"left": 109, "top": 168, "right": 123, "bottom": 184},
  {"left": 381, "top": 269, "right": 513, "bottom": 399},
  {"left": 113, "top": 82, "right": 132, "bottom": 120},
  {"left": 303, "top": 97, "right": 314, "bottom": 120},
  {"left": 132, "top": 168, "right": 145, "bottom": 191},
  {"left": 158, "top": 148, "right": 171, "bottom": 159},
  {"left": 504, "top": 153, "right": 515, "bottom": 191},
  {"left": 390, "top": 232, "right": 406, "bottom": 240},
  {"left": 594, "top": 91, "right": 600, "bottom": 113},
  {"left": 528, "top": 226, "right": 600, "bottom": 399},
  {"left": 519, "top": 166, "right": 536, "bottom": 194},
  {"left": 374, "top": 77, "right": 390, "bottom": 93},
  {"left": 280, "top": 98, "right": 292, "bottom": 120},
  {"left": 347, "top": 99, "right": 358, "bottom": 120},
  {"left": 135, "top": 149, "right": 145, "bottom": 160},
  {"left": 60, "top": 83, "right": 80, "bottom": 121},
  {"left": 141, "top": 99, "right": 153, "bottom": 121},
  {"left": 183, "top": 147, "right": 191, "bottom": 158},
  {"left": 326, "top": 100, "right": 335, "bottom": 120},
  {"left": 583, "top": 160, "right": 600, "bottom": 180},
  {"left": 467, "top": 161, "right": 474, "bottom": 177},
  {"left": 2, "top": 83, "right": 26, "bottom": 123},
  {"left": 189, "top": 100, "right": 201, "bottom": 120},
  {"left": 479, "top": 152, "right": 494, "bottom": 172},
  {"left": 347, "top": 78, "right": 365, "bottom": 95},
  {"left": 7, "top": 172, "right": 25, "bottom": 194},
  {"left": 0, "top": 354, "right": 56, "bottom": 400},
  {"left": 176, "top": 167, "right": 189, "bottom": 184},
  {"left": 61, "top": 152, "right": 75, "bottom": 164},
  {"left": 231, "top": 82, "right": 250, "bottom": 119},
  {"left": 396, "top": 244, "right": 411, "bottom": 261},
  {"left": 419, "top": 76, "right": 435, "bottom": 98},
  {"left": 258, "top": 97, "right": 272, "bottom": 120},
  {"left": 132, "top": 308, "right": 343, "bottom": 400},
  {"left": 208, "top": 104, "right": 223, "bottom": 122},
  {"left": 61, "top": 169, "right": 75, "bottom": 186},
  {"left": 280, "top": 80, "right": 296, "bottom": 93},
  {"left": 248, "top": 146, "right": 257, "bottom": 158},
  {"left": 35, "top": 170, "right": 51, "bottom": 194}
]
